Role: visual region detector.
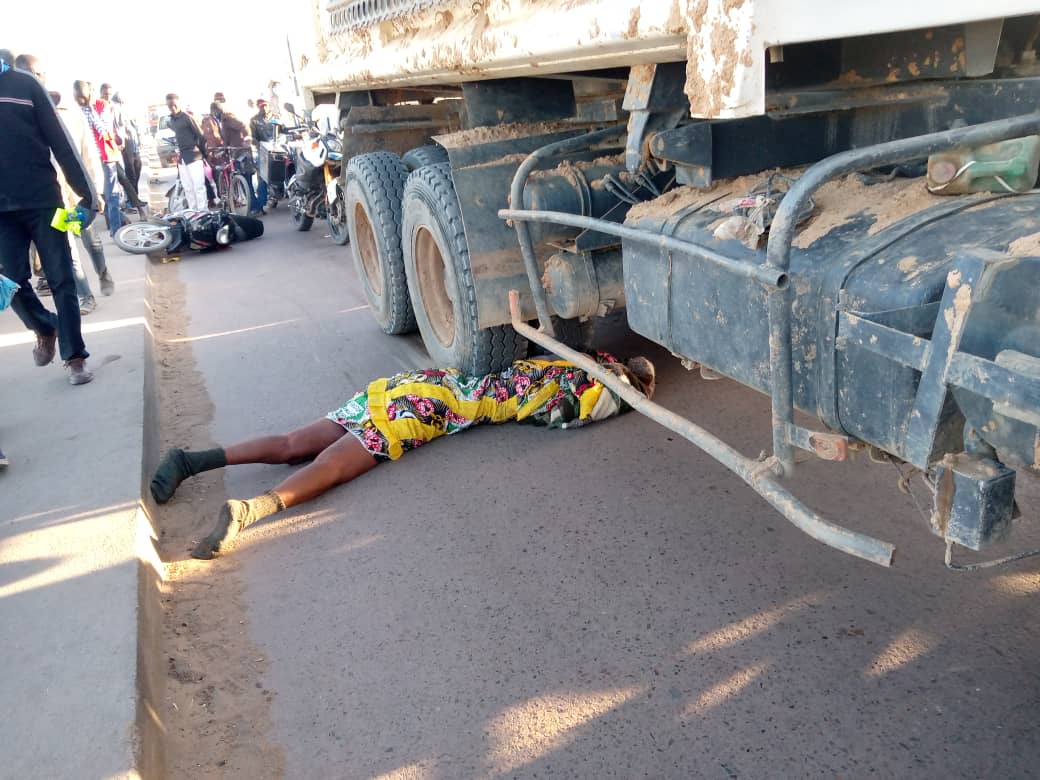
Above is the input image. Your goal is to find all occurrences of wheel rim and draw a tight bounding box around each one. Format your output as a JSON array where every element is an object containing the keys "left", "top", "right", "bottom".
[
  {"left": 354, "top": 202, "right": 383, "bottom": 293},
  {"left": 120, "top": 224, "right": 169, "bottom": 249},
  {"left": 330, "top": 199, "right": 347, "bottom": 237},
  {"left": 413, "top": 226, "right": 454, "bottom": 347}
]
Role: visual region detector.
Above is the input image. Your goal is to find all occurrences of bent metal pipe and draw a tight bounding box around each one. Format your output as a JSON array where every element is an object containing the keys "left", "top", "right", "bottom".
[{"left": 507, "top": 289, "right": 895, "bottom": 567}]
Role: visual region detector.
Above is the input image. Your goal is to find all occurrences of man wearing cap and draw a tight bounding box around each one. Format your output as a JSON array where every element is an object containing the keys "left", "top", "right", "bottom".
[{"left": 250, "top": 99, "right": 275, "bottom": 210}]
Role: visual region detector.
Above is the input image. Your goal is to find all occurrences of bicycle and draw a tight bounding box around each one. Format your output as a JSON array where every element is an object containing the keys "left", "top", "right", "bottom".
[
  {"left": 164, "top": 153, "right": 217, "bottom": 214},
  {"left": 208, "top": 145, "right": 253, "bottom": 217}
]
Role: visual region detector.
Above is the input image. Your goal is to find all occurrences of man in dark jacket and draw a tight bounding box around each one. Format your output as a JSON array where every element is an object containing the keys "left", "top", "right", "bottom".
[
  {"left": 250, "top": 99, "right": 275, "bottom": 210},
  {"left": 0, "top": 52, "right": 97, "bottom": 384},
  {"left": 166, "top": 92, "right": 208, "bottom": 210}
]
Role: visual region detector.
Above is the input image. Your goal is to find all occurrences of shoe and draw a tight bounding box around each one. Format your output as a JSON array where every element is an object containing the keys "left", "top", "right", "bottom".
[
  {"left": 99, "top": 270, "right": 115, "bottom": 296},
  {"left": 66, "top": 358, "right": 94, "bottom": 385},
  {"left": 33, "top": 331, "right": 56, "bottom": 366},
  {"left": 138, "top": 204, "right": 151, "bottom": 221},
  {"left": 36, "top": 277, "right": 51, "bottom": 296},
  {"left": 0, "top": 447, "right": 8, "bottom": 468},
  {"left": 79, "top": 296, "right": 97, "bottom": 315},
  {"left": 248, "top": 208, "right": 265, "bottom": 218}
]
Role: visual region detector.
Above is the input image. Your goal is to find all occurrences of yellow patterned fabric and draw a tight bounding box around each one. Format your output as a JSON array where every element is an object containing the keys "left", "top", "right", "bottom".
[{"left": 326, "top": 354, "right": 636, "bottom": 460}]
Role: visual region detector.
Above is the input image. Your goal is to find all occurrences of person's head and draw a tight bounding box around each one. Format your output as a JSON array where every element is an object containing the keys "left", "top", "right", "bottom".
[
  {"left": 247, "top": 97, "right": 255, "bottom": 109},
  {"left": 99, "top": 83, "right": 113, "bottom": 101},
  {"left": 112, "top": 92, "right": 123, "bottom": 105},
  {"left": 624, "top": 356, "right": 656, "bottom": 399},
  {"left": 48, "top": 90, "right": 60, "bottom": 106},
  {"left": 213, "top": 91, "right": 226, "bottom": 104},
  {"left": 604, "top": 357, "right": 656, "bottom": 400},
  {"left": 14, "top": 53, "right": 44, "bottom": 82},
  {"left": 256, "top": 99, "right": 269, "bottom": 118},
  {"left": 166, "top": 93, "right": 180, "bottom": 114},
  {"left": 73, "top": 80, "right": 92, "bottom": 105},
  {"left": 209, "top": 101, "right": 223, "bottom": 118}
]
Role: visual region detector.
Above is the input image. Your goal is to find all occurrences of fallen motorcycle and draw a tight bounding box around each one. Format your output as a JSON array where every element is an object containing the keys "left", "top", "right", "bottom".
[{"left": 113, "top": 209, "right": 264, "bottom": 255}]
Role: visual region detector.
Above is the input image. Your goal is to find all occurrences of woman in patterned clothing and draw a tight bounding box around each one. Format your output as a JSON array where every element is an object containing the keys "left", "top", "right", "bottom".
[{"left": 151, "top": 353, "right": 656, "bottom": 560}]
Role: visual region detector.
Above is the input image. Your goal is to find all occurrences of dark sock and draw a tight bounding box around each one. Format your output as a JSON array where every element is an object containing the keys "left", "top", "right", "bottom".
[
  {"left": 191, "top": 491, "right": 285, "bottom": 560},
  {"left": 150, "top": 447, "right": 227, "bottom": 504}
]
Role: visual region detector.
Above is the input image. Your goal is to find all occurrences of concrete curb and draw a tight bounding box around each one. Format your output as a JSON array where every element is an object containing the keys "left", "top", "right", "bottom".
[
  {"left": 0, "top": 243, "right": 163, "bottom": 779},
  {"left": 135, "top": 257, "right": 166, "bottom": 779}
]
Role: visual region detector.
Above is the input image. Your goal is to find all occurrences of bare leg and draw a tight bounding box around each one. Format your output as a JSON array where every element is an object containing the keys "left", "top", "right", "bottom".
[
  {"left": 192, "top": 427, "right": 379, "bottom": 559},
  {"left": 152, "top": 419, "right": 347, "bottom": 504},
  {"left": 271, "top": 430, "right": 379, "bottom": 508},
  {"left": 225, "top": 419, "right": 347, "bottom": 465}
]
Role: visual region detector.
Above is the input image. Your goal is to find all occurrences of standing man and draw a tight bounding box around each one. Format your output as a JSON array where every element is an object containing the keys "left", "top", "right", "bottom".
[
  {"left": 100, "top": 83, "right": 148, "bottom": 219},
  {"left": 0, "top": 52, "right": 97, "bottom": 385},
  {"left": 51, "top": 88, "right": 116, "bottom": 303},
  {"left": 166, "top": 93, "right": 208, "bottom": 211},
  {"left": 250, "top": 98, "right": 274, "bottom": 210},
  {"left": 200, "top": 102, "right": 224, "bottom": 165},
  {"left": 14, "top": 53, "right": 114, "bottom": 313},
  {"left": 75, "top": 79, "right": 123, "bottom": 237},
  {"left": 115, "top": 94, "right": 143, "bottom": 198},
  {"left": 211, "top": 100, "right": 262, "bottom": 215}
]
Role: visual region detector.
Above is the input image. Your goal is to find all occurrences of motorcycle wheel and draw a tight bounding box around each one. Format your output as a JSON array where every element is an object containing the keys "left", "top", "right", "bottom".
[
  {"left": 328, "top": 187, "right": 350, "bottom": 246},
  {"left": 291, "top": 200, "right": 313, "bottom": 231},
  {"left": 114, "top": 222, "right": 174, "bottom": 254},
  {"left": 288, "top": 175, "right": 313, "bottom": 231}
]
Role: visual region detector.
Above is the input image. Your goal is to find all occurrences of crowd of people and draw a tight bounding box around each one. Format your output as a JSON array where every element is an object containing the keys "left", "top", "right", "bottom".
[
  {"left": 0, "top": 47, "right": 158, "bottom": 469},
  {"left": 0, "top": 41, "right": 288, "bottom": 470},
  {"left": 167, "top": 90, "right": 277, "bottom": 217}
]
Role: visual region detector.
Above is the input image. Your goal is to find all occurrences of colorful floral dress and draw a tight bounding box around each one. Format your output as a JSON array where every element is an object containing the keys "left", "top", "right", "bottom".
[{"left": 326, "top": 354, "right": 637, "bottom": 460}]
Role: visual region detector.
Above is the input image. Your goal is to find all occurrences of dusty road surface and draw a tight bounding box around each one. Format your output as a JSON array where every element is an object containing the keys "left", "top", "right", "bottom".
[{"left": 146, "top": 206, "right": 1040, "bottom": 779}]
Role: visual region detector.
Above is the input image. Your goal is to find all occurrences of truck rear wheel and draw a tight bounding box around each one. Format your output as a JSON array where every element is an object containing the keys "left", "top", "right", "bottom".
[
  {"left": 402, "top": 163, "right": 526, "bottom": 374},
  {"left": 344, "top": 152, "right": 416, "bottom": 334},
  {"left": 402, "top": 145, "right": 449, "bottom": 172}
]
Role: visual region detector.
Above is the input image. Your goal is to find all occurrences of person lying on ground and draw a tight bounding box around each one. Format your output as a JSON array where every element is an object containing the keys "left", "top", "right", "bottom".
[{"left": 151, "top": 353, "right": 657, "bottom": 560}]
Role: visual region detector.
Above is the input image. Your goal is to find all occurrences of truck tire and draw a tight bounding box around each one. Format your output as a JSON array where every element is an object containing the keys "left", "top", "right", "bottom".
[
  {"left": 402, "top": 145, "right": 449, "bottom": 172},
  {"left": 344, "top": 152, "right": 416, "bottom": 334},
  {"left": 402, "top": 163, "right": 526, "bottom": 374}
]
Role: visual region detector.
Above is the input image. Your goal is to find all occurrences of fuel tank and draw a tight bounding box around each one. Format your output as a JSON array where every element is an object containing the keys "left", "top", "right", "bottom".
[{"left": 622, "top": 174, "right": 1040, "bottom": 468}]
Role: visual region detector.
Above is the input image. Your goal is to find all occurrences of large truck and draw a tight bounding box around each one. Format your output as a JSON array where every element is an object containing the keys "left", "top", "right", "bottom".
[{"left": 291, "top": 1, "right": 1040, "bottom": 569}]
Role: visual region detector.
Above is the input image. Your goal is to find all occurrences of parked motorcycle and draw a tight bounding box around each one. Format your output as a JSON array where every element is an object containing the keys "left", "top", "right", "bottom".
[
  {"left": 286, "top": 121, "right": 348, "bottom": 244},
  {"left": 113, "top": 209, "right": 264, "bottom": 255}
]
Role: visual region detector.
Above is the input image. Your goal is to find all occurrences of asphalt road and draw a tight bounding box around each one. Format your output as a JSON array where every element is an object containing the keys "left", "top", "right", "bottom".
[{"left": 156, "top": 193, "right": 1040, "bottom": 779}]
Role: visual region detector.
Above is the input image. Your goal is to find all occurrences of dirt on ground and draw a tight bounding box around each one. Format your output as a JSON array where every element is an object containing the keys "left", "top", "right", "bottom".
[{"left": 150, "top": 262, "right": 285, "bottom": 779}]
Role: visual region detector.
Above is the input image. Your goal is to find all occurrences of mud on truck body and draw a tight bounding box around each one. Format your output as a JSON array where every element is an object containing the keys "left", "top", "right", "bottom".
[{"left": 294, "top": 0, "right": 1040, "bottom": 568}]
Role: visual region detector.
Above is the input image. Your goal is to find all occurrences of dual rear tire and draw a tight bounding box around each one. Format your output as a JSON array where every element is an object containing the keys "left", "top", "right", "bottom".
[
  {"left": 344, "top": 152, "right": 415, "bottom": 335},
  {"left": 345, "top": 151, "right": 526, "bottom": 374},
  {"left": 401, "top": 163, "right": 525, "bottom": 375}
]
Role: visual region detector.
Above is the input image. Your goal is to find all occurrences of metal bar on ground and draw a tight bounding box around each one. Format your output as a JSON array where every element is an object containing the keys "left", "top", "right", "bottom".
[{"left": 508, "top": 290, "right": 895, "bottom": 567}]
